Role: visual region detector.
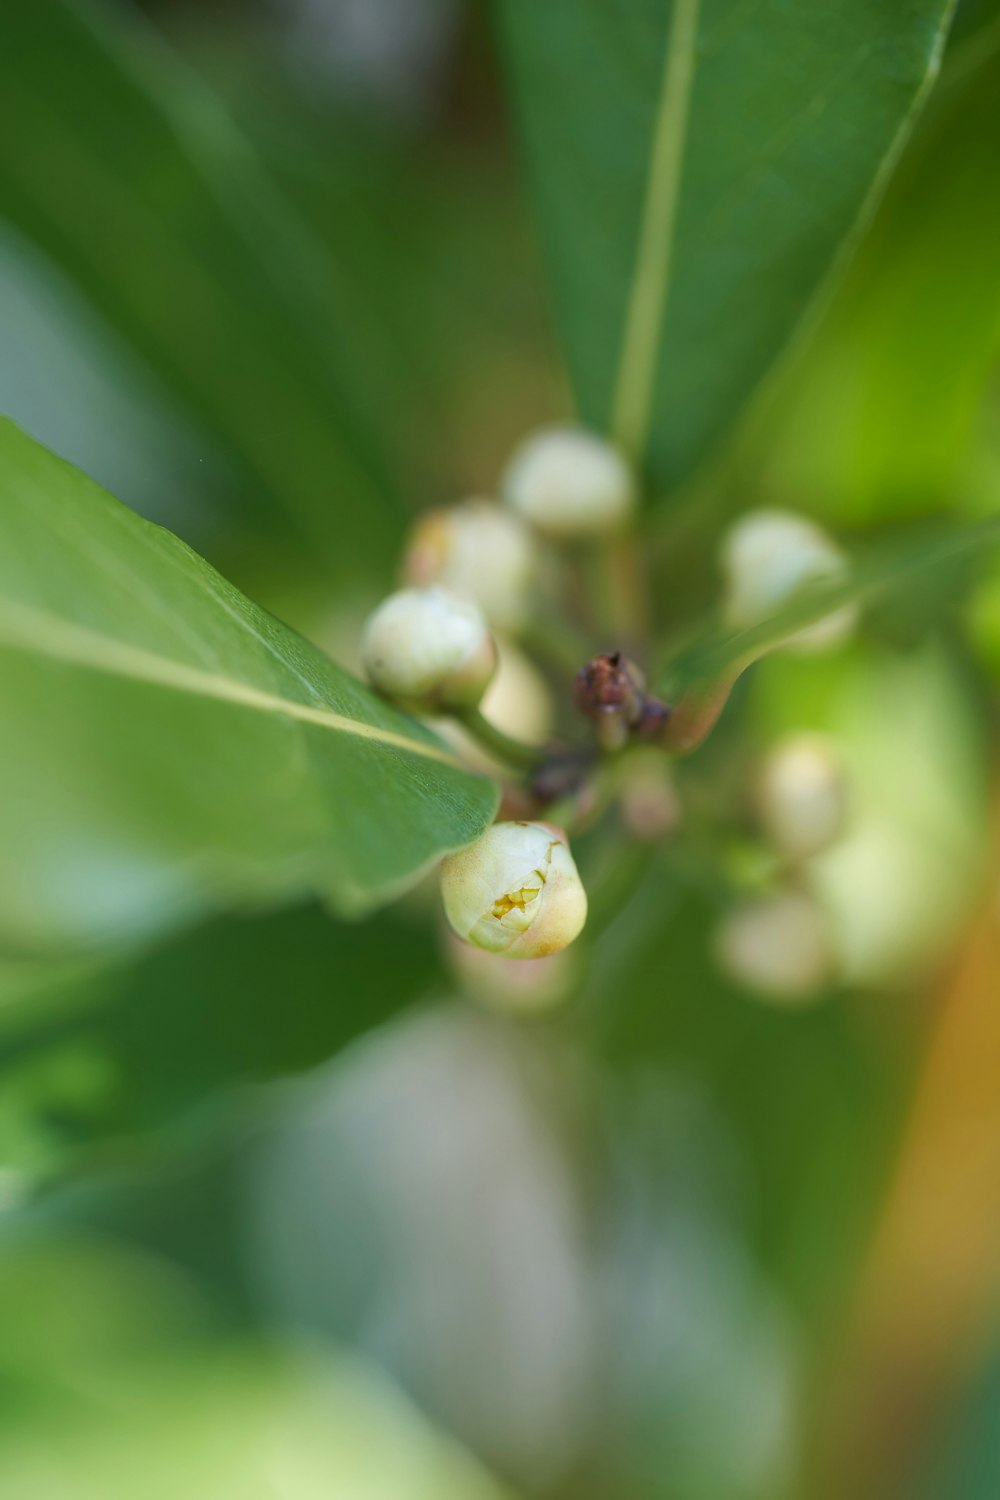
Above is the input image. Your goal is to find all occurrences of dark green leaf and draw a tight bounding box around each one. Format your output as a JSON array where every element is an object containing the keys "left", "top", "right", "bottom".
[
  {"left": 497, "top": 0, "right": 956, "bottom": 495},
  {"left": 0, "top": 0, "right": 405, "bottom": 575},
  {"left": 0, "top": 902, "right": 441, "bottom": 1159},
  {"left": 0, "top": 418, "right": 497, "bottom": 955}
]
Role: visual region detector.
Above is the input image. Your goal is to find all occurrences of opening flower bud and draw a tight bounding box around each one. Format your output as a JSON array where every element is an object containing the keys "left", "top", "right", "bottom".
[
  {"left": 440, "top": 821, "right": 587, "bottom": 959},
  {"left": 756, "top": 733, "right": 848, "bottom": 861},
  {"left": 403, "top": 500, "right": 537, "bottom": 632},
  {"left": 502, "top": 425, "right": 635, "bottom": 538},
  {"left": 720, "top": 508, "right": 857, "bottom": 652},
  {"left": 362, "top": 586, "right": 497, "bottom": 710}
]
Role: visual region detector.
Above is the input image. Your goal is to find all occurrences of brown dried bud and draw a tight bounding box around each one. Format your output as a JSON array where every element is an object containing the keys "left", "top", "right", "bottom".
[
  {"left": 575, "top": 650, "right": 645, "bottom": 718},
  {"left": 574, "top": 652, "right": 652, "bottom": 752}
]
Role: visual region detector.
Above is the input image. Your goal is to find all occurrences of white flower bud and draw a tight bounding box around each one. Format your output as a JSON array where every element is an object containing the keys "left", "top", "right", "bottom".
[
  {"left": 361, "top": 586, "right": 497, "bottom": 709},
  {"left": 502, "top": 425, "right": 636, "bottom": 538},
  {"left": 720, "top": 508, "right": 857, "bottom": 652},
  {"left": 440, "top": 821, "right": 587, "bottom": 959},
  {"left": 757, "top": 733, "right": 848, "bottom": 861},
  {"left": 714, "top": 890, "right": 833, "bottom": 1003},
  {"left": 403, "top": 500, "right": 537, "bottom": 632}
]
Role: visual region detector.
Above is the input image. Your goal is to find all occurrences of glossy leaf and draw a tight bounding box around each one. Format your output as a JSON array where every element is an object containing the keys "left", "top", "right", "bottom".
[
  {"left": 0, "top": 0, "right": 404, "bottom": 576},
  {"left": 0, "top": 418, "right": 498, "bottom": 955},
  {"left": 497, "top": 0, "right": 957, "bottom": 495}
]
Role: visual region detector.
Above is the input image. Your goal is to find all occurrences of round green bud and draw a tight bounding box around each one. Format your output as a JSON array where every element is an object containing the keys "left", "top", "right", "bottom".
[
  {"left": 502, "top": 426, "right": 636, "bottom": 538},
  {"left": 440, "top": 820, "right": 587, "bottom": 959},
  {"left": 362, "top": 586, "right": 497, "bottom": 709},
  {"left": 720, "top": 508, "right": 857, "bottom": 652}
]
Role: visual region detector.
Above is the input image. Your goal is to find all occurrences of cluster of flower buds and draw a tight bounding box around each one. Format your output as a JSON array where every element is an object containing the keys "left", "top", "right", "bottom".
[
  {"left": 359, "top": 423, "right": 638, "bottom": 965},
  {"left": 363, "top": 423, "right": 636, "bottom": 706},
  {"left": 395, "top": 425, "right": 637, "bottom": 643},
  {"left": 357, "top": 419, "right": 861, "bottom": 976}
]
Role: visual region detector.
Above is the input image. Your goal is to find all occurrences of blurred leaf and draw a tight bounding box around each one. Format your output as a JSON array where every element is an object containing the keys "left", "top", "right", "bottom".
[
  {"left": 747, "top": 25, "right": 1000, "bottom": 522},
  {"left": 656, "top": 515, "right": 1000, "bottom": 701},
  {"left": 496, "top": 0, "right": 956, "bottom": 497},
  {"left": 0, "top": 419, "right": 497, "bottom": 955},
  {"left": 0, "top": 955, "right": 110, "bottom": 1044},
  {"left": 921, "top": 1350, "right": 1000, "bottom": 1500},
  {"left": 0, "top": 0, "right": 407, "bottom": 576},
  {"left": 0, "top": 902, "right": 440, "bottom": 1164},
  {"left": 950, "top": 0, "right": 1000, "bottom": 47},
  {"left": 584, "top": 868, "right": 895, "bottom": 1328},
  {"left": 0, "top": 1235, "right": 513, "bottom": 1500},
  {"left": 0, "top": 223, "right": 220, "bottom": 544}
]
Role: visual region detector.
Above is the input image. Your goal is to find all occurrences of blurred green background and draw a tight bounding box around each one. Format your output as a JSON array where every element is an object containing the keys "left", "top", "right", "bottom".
[{"left": 4, "top": 2, "right": 1000, "bottom": 1498}]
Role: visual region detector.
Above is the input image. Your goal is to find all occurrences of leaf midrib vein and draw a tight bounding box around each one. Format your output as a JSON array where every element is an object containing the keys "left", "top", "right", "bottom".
[
  {"left": 0, "top": 598, "right": 461, "bottom": 768},
  {"left": 611, "top": 0, "right": 702, "bottom": 460}
]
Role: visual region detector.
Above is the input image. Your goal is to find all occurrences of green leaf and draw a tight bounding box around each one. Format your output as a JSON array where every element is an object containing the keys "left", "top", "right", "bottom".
[
  {"left": 0, "top": 417, "right": 498, "bottom": 956},
  {"left": 0, "top": 903, "right": 441, "bottom": 1165},
  {"left": 496, "top": 0, "right": 957, "bottom": 495},
  {"left": 656, "top": 515, "right": 1000, "bottom": 702},
  {"left": 744, "top": 24, "right": 1000, "bottom": 522},
  {"left": 0, "top": 0, "right": 405, "bottom": 576}
]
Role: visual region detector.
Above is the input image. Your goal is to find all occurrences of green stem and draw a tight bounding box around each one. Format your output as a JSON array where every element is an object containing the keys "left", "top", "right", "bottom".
[
  {"left": 457, "top": 707, "right": 546, "bottom": 772},
  {"left": 520, "top": 614, "right": 591, "bottom": 677},
  {"left": 581, "top": 533, "right": 648, "bottom": 649}
]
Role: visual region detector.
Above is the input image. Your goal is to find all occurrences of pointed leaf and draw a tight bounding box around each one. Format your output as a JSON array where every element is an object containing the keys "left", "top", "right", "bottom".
[
  {"left": 497, "top": 0, "right": 956, "bottom": 495},
  {"left": 657, "top": 515, "right": 1000, "bottom": 703},
  {"left": 0, "top": 418, "right": 498, "bottom": 955}
]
